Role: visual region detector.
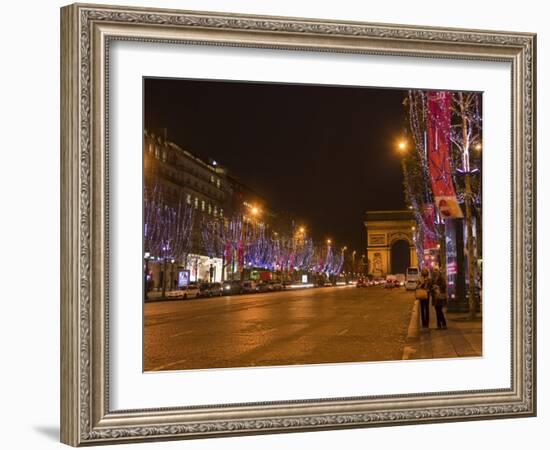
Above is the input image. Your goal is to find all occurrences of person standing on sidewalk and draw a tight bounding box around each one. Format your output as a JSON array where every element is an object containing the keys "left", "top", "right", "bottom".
[
  {"left": 431, "top": 267, "right": 447, "bottom": 329},
  {"left": 416, "top": 268, "right": 431, "bottom": 328}
]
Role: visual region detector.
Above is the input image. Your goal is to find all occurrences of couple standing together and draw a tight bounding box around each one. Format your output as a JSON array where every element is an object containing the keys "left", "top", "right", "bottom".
[{"left": 416, "top": 267, "right": 447, "bottom": 330}]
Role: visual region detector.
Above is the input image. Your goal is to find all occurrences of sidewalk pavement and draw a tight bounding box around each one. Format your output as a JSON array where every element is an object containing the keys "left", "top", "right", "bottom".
[{"left": 402, "top": 300, "right": 482, "bottom": 360}]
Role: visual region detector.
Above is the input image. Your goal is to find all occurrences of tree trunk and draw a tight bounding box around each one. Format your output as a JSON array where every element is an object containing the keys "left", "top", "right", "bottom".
[
  {"left": 465, "top": 174, "right": 477, "bottom": 319},
  {"left": 459, "top": 92, "right": 477, "bottom": 320}
]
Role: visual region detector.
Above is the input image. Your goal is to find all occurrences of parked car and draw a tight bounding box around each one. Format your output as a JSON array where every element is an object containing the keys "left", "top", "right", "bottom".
[
  {"left": 182, "top": 284, "right": 200, "bottom": 299},
  {"left": 165, "top": 284, "right": 199, "bottom": 300},
  {"left": 269, "top": 280, "right": 283, "bottom": 291},
  {"left": 256, "top": 281, "right": 271, "bottom": 292},
  {"left": 209, "top": 282, "right": 223, "bottom": 296},
  {"left": 242, "top": 280, "right": 257, "bottom": 293},
  {"left": 166, "top": 290, "right": 184, "bottom": 300},
  {"left": 356, "top": 278, "right": 367, "bottom": 288},
  {"left": 222, "top": 280, "right": 243, "bottom": 295},
  {"left": 198, "top": 282, "right": 212, "bottom": 297}
]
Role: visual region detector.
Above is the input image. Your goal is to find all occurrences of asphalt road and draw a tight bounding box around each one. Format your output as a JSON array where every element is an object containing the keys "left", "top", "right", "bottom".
[{"left": 144, "top": 285, "right": 416, "bottom": 371}]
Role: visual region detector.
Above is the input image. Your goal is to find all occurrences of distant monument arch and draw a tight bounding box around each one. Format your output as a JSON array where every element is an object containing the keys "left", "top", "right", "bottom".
[{"left": 364, "top": 210, "right": 418, "bottom": 278}]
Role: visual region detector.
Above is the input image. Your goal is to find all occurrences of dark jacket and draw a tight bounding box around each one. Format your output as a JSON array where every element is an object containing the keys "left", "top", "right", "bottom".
[{"left": 431, "top": 274, "right": 447, "bottom": 306}]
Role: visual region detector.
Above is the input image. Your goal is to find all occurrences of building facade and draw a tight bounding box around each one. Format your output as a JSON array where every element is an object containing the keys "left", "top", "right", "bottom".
[
  {"left": 144, "top": 129, "right": 232, "bottom": 289},
  {"left": 143, "top": 128, "right": 330, "bottom": 294}
]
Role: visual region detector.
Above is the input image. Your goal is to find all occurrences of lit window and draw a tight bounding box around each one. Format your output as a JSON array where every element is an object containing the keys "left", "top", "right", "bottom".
[
  {"left": 186, "top": 194, "right": 191, "bottom": 205},
  {"left": 210, "top": 175, "right": 214, "bottom": 183},
  {"left": 208, "top": 204, "right": 212, "bottom": 214},
  {"left": 216, "top": 179, "right": 221, "bottom": 188},
  {"left": 194, "top": 197, "right": 198, "bottom": 209},
  {"left": 201, "top": 200, "right": 205, "bottom": 211},
  {"left": 214, "top": 206, "right": 218, "bottom": 216},
  {"left": 220, "top": 209, "right": 224, "bottom": 217}
]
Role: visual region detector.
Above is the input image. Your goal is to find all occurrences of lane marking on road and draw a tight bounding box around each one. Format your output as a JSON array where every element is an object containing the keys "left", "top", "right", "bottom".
[
  {"left": 170, "top": 330, "right": 194, "bottom": 338},
  {"left": 338, "top": 328, "right": 349, "bottom": 336},
  {"left": 149, "top": 359, "right": 188, "bottom": 372}
]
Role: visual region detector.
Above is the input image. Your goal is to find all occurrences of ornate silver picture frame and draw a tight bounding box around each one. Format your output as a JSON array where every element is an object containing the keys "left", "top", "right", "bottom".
[{"left": 61, "top": 3, "right": 536, "bottom": 446}]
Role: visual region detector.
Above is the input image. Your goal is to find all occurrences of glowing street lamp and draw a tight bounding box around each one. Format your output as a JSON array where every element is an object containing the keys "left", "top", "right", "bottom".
[{"left": 397, "top": 139, "right": 408, "bottom": 154}]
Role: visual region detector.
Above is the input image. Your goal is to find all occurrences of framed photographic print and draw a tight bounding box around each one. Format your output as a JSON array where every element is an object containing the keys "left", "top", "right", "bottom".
[{"left": 60, "top": 3, "right": 536, "bottom": 446}]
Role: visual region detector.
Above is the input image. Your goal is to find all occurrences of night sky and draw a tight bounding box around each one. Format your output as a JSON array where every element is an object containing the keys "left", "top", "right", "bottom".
[{"left": 144, "top": 78, "right": 408, "bottom": 253}]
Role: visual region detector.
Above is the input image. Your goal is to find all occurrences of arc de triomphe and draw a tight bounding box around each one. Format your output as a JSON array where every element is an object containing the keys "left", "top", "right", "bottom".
[{"left": 364, "top": 210, "right": 418, "bottom": 278}]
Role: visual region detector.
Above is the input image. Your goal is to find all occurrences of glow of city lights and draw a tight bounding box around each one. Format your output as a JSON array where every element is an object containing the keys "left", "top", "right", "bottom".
[
  {"left": 251, "top": 206, "right": 259, "bottom": 215},
  {"left": 327, "top": 239, "right": 332, "bottom": 245},
  {"left": 299, "top": 226, "right": 305, "bottom": 233},
  {"left": 474, "top": 143, "right": 482, "bottom": 151}
]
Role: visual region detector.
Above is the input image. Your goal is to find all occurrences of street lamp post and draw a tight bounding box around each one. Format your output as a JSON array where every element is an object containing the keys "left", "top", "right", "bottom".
[
  {"left": 144, "top": 252, "right": 150, "bottom": 300},
  {"left": 161, "top": 244, "right": 168, "bottom": 299},
  {"left": 170, "top": 259, "right": 176, "bottom": 291},
  {"left": 341, "top": 246, "right": 347, "bottom": 282}
]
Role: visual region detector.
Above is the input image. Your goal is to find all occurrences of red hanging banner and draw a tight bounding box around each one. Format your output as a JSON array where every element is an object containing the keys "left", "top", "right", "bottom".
[
  {"left": 427, "top": 91, "right": 463, "bottom": 219},
  {"left": 422, "top": 203, "right": 439, "bottom": 250}
]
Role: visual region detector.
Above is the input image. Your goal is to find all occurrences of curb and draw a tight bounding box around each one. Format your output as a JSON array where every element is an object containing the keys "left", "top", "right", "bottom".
[{"left": 402, "top": 299, "right": 420, "bottom": 360}]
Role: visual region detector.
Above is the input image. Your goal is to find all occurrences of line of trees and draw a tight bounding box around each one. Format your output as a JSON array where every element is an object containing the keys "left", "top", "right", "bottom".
[
  {"left": 403, "top": 89, "right": 482, "bottom": 318},
  {"left": 144, "top": 183, "right": 345, "bottom": 279}
]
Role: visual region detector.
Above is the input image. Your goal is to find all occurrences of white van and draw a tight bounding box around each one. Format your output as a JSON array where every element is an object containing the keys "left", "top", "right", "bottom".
[{"left": 405, "top": 267, "right": 420, "bottom": 290}]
